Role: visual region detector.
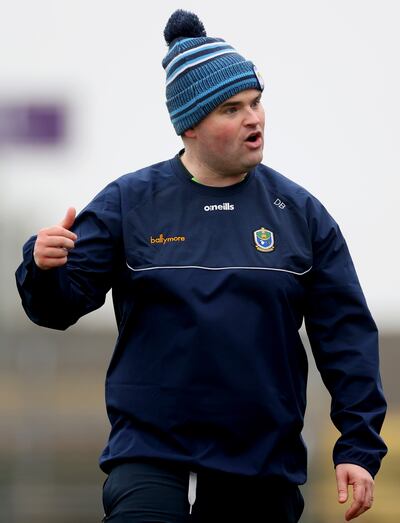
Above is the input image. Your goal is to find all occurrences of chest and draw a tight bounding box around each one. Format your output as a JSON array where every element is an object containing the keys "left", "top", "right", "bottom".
[{"left": 122, "top": 188, "right": 312, "bottom": 275}]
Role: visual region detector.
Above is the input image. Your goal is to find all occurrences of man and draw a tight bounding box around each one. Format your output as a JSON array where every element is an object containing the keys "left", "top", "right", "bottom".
[{"left": 16, "top": 9, "right": 387, "bottom": 523}]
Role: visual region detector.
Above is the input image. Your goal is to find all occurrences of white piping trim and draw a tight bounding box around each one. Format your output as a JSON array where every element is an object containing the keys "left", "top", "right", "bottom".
[
  {"left": 126, "top": 262, "right": 312, "bottom": 276},
  {"left": 166, "top": 49, "right": 235, "bottom": 86},
  {"left": 165, "top": 41, "right": 229, "bottom": 74}
]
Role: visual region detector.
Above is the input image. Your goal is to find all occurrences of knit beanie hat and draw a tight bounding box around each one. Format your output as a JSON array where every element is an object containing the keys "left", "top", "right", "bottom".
[{"left": 162, "top": 10, "right": 264, "bottom": 135}]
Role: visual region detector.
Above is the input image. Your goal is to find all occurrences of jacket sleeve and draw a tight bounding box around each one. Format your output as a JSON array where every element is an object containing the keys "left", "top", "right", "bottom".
[
  {"left": 304, "top": 198, "right": 387, "bottom": 477},
  {"left": 15, "top": 181, "right": 123, "bottom": 330}
]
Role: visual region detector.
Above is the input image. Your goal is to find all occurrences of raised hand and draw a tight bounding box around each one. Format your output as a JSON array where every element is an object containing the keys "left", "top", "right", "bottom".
[{"left": 33, "top": 207, "right": 77, "bottom": 270}]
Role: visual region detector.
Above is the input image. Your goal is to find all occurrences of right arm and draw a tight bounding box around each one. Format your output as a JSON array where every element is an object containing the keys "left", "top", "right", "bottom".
[{"left": 15, "top": 183, "right": 122, "bottom": 330}]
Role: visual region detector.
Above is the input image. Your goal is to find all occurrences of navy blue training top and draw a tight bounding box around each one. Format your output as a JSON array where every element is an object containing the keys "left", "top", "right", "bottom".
[{"left": 16, "top": 155, "right": 387, "bottom": 483}]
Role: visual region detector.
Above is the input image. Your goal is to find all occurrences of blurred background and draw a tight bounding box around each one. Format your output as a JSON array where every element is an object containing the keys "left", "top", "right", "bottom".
[{"left": 1, "top": 1, "right": 399, "bottom": 521}]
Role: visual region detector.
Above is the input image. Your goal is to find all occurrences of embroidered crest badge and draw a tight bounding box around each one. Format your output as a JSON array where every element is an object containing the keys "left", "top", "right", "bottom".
[{"left": 253, "top": 227, "right": 275, "bottom": 252}]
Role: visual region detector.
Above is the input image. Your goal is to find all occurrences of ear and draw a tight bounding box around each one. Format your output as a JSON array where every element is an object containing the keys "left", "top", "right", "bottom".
[{"left": 183, "top": 127, "right": 196, "bottom": 139}]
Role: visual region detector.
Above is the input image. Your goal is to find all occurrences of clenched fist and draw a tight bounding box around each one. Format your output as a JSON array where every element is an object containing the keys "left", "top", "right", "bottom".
[{"left": 33, "top": 207, "right": 77, "bottom": 270}]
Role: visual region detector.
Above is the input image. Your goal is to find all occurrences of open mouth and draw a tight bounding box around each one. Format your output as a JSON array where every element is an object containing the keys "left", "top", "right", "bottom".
[
  {"left": 245, "top": 131, "right": 262, "bottom": 143},
  {"left": 244, "top": 131, "right": 262, "bottom": 148}
]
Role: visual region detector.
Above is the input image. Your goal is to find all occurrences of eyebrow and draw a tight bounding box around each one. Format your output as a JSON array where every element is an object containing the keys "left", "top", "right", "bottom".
[{"left": 219, "top": 94, "right": 262, "bottom": 109}]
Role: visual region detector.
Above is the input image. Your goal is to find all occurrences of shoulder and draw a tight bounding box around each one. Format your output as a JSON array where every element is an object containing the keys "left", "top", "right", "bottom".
[
  {"left": 113, "top": 158, "right": 175, "bottom": 192},
  {"left": 88, "top": 158, "right": 176, "bottom": 207},
  {"left": 255, "top": 163, "right": 335, "bottom": 226},
  {"left": 256, "top": 163, "right": 314, "bottom": 205}
]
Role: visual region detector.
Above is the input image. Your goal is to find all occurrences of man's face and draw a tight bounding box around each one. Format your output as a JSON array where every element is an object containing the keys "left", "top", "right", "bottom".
[{"left": 186, "top": 89, "right": 265, "bottom": 176}]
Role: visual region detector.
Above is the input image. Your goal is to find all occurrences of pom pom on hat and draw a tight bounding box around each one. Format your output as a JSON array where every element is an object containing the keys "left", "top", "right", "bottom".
[
  {"left": 164, "top": 9, "right": 207, "bottom": 45},
  {"left": 162, "top": 10, "right": 264, "bottom": 135}
]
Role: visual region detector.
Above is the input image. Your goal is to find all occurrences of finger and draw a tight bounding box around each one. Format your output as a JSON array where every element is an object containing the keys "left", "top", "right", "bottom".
[
  {"left": 345, "top": 484, "right": 367, "bottom": 521},
  {"left": 38, "top": 256, "right": 69, "bottom": 269},
  {"left": 336, "top": 468, "right": 348, "bottom": 504},
  {"left": 38, "top": 247, "right": 72, "bottom": 259},
  {"left": 39, "top": 226, "right": 77, "bottom": 241},
  {"left": 365, "top": 481, "right": 374, "bottom": 509},
  {"left": 59, "top": 207, "right": 76, "bottom": 231},
  {"left": 38, "top": 235, "right": 76, "bottom": 250}
]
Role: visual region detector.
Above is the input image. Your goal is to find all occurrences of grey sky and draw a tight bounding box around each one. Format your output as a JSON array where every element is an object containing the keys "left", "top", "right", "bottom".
[{"left": 1, "top": 0, "right": 399, "bottom": 328}]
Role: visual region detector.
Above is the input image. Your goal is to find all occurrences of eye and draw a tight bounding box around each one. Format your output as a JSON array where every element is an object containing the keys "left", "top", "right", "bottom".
[{"left": 225, "top": 106, "right": 238, "bottom": 114}]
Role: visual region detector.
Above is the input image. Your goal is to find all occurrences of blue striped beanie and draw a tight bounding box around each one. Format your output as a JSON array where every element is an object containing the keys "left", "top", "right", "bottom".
[{"left": 162, "top": 10, "right": 264, "bottom": 135}]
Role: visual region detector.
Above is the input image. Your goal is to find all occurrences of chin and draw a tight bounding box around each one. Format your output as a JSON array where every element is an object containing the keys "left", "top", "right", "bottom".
[{"left": 245, "top": 151, "right": 263, "bottom": 169}]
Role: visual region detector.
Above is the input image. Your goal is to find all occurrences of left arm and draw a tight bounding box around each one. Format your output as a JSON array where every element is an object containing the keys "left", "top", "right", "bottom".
[{"left": 304, "top": 199, "right": 387, "bottom": 517}]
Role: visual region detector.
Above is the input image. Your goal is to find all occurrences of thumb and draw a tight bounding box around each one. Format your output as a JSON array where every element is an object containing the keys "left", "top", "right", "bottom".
[
  {"left": 59, "top": 207, "right": 76, "bottom": 230},
  {"left": 336, "top": 467, "right": 349, "bottom": 504}
]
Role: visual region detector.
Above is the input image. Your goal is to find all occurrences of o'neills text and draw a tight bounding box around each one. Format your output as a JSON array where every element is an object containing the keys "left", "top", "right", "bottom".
[{"left": 204, "top": 202, "right": 234, "bottom": 211}]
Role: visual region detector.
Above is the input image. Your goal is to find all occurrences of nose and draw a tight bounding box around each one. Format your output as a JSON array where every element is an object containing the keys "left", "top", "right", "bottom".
[{"left": 243, "top": 106, "right": 261, "bottom": 127}]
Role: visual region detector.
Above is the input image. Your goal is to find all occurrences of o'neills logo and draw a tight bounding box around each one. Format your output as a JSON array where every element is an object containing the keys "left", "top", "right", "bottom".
[
  {"left": 204, "top": 202, "right": 234, "bottom": 211},
  {"left": 150, "top": 233, "right": 186, "bottom": 245}
]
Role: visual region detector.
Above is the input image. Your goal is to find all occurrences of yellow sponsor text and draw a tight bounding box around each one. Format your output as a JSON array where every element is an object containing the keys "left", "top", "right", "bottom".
[{"left": 150, "top": 233, "right": 186, "bottom": 245}]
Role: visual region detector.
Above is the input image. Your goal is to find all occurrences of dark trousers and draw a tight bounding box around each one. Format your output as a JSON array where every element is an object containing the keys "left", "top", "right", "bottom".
[{"left": 102, "top": 460, "right": 304, "bottom": 523}]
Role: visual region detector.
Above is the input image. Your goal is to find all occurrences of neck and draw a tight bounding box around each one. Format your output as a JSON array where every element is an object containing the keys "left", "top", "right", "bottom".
[{"left": 180, "top": 150, "right": 247, "bottom": 187}]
